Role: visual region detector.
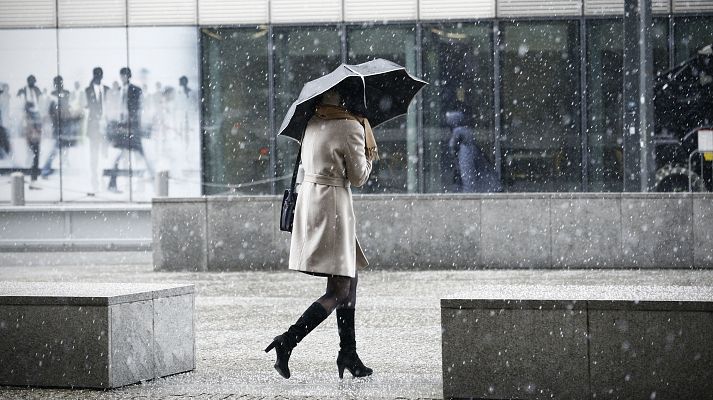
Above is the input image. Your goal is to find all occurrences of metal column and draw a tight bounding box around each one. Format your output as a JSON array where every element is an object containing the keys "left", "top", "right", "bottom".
[{"left": 623, "top": 0, "right": 656, "bottom": 191}]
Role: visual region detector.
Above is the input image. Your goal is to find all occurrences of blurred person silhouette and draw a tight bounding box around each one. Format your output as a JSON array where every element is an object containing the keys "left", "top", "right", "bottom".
[
  {"left": 0, "top": 83, "right": 11, "bottom": 159},
  {"left": 41, "top": 75, "right": 71, "bottom": 179},
  {"left": 446, "top": 110, "right": 501, "bottom": 193},
  {"left": 17, "top": 75, "right": 43, "bottom": 187},
  {"left": 85, "top": 67, "right": 110, "bottom": 193},
  {"left": 41, "top": 75, "right": 74, "bottom": 178},
  {"left": 176, "top": 76, "right": 196, "bottom": 144},
  {"left": 107, "top": 67, "right": 154, "bottom": 193}
]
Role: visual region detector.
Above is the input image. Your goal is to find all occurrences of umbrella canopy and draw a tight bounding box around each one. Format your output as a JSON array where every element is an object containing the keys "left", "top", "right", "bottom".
[{"left": 277, "top": 58, "right": 427, "bottom": 142}]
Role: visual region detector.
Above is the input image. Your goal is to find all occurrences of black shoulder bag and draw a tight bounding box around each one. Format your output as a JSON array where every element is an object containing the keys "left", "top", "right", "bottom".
[{"left": 280, "top": 138, "right": 303, "bottom": 232}]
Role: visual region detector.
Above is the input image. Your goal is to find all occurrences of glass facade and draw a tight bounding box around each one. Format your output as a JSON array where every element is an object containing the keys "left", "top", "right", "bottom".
[
  {"left": 586, "top": 18, "right": 669, "bottom": 192},
  {"left": 347, "top": 25, "right": 418, "bottom": 193},
  {"left": 422, "top": 22, "right": 495, "bottom": 193},
  {"left": 2, "top": 14, "right": 712, "bottom": 202},
  {"left": 500, "top": 21, "right": 581, "bottom": 192},
  {"left": 201, "top": 27, "right": 270, "bottom": 195},
  {"left": 273, "top": 26, "right": 342, "bottom": 193}
]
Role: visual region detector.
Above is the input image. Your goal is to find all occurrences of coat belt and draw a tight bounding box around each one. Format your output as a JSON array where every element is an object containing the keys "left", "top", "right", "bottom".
[{"left": 303, "top": 173, "right": 350, "bottom": 188}]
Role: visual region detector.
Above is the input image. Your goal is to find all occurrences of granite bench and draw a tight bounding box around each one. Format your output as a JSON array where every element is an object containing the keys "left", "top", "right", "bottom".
[
  {"left": 0, "top": 282, "right": 194, "bottom": 388},
  {"left": 441, "top": 285, "right": 713, "bottom": 399}
]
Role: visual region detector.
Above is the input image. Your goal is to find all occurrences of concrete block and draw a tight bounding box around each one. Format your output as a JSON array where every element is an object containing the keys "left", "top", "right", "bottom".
[
  {"left": 152, "top": 199, "right": 207, "bottom": 271},
  {"left": 206, "top": 197, "right": 275, "bottom": 270},
  {"left": 0, "top": 305, "right": 110, "bottom": 388},
  {"left": 109, "top": 300, "right": 154, "bottom": 387},
  {"left": 0, "top": 282, "right": 195, "bottom": 389},
  {"left": 441, "top": 301, "right": 589, "bottom": 399},
  {"left": 409, "top": 198, "right": 480, "bottom": 268},
  {"left": 153, "top": 294, "right": 195, "bottom": 377},
  {"left": 354, "top": 197, "right": 414, "bottom": 268},
  {"left": 621, "top": 197, "right": 693, "bottom": 268},
  {"left": 481, "top": 198, "right": 551, "bottom": 268},
  {"left": 551, "top": 198, "right": 622, "bottom": 267},
  {"left": 589, "top": 309, "right": 713, "bottom": 399},
  {"left": 694, "top": 198, "right": 713, "bottom": 267}
]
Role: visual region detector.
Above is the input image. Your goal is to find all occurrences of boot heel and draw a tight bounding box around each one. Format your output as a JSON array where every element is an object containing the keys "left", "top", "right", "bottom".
[
  {"left": 338, "top": 364, "right": 346, "bottom": 379},
  {"left": 264, "top": 341, "right": 276, "bottom": 353}
]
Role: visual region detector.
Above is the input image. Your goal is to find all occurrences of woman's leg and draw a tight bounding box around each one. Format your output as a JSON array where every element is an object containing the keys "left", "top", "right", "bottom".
[
  {"left": 265, "top": 275, "right": 351, "bottom": 379},
  {"left": 316, "top": 275, "right": 352, "bottom": 313},
  {"left": 334, "top": 271, "right": 372, "bottom": 378}
]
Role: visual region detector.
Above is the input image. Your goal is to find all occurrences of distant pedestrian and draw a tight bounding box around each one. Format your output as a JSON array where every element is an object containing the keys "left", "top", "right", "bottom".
[
  {"left": 265, "top": 89, "right": 374, "bottom": 380},
  {"left": 446, "top": 110, "right": 501, "bottom": 192}
]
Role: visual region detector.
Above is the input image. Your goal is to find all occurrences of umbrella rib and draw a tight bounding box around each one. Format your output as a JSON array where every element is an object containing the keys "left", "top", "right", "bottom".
[{"left": 343, "top": 65, "right": 368, "bottom": 109}]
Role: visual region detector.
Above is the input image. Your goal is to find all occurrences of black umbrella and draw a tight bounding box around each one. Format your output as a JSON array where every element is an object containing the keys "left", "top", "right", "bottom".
[{"left": 277, "top": 58, "right": 427, "bottom": 142}]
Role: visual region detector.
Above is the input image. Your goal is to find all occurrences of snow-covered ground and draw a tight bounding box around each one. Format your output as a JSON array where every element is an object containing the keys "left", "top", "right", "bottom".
[{"left": 1, "top": 256, "right": 712, "bottom": 399}]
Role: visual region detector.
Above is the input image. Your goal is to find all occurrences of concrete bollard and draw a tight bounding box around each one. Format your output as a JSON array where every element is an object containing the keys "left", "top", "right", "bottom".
[
  {"left": 11, "top": 172, "right": 25, "bottom": 206},
  {"left": 155, "top": 170, "right": 169, "bottom": 197}
]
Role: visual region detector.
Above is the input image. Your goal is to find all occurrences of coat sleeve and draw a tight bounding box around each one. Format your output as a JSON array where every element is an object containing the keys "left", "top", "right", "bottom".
[{"left": 342, "top": 120, "right": 372, "bottom": 187}]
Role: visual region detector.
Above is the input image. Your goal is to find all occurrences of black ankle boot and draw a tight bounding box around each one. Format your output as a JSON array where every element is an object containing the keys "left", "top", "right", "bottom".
[
  {"left": 265, "top": 302, "right": 330, "bottom": 379},
  {"left": 336, "top": 308, "right": 373, "bottom": 379}
]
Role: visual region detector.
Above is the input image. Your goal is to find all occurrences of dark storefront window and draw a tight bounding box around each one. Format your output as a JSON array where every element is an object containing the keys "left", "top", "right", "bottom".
[
  {"left": 422, "top": 22, "right": 498, "bottom": 193},
  {"left": 273, "top": 26, "right": 342, "bottom": 193},
  {"left": 500, "top": 21, "right": 581, "bottom": 192},
  {"left": 201, "top": 27, "right": 270, "bottom": 195},
  {"left": 347, "top": 24, "right": 418, "bottom": 193},
  {"left": 586, "top": 18, "right": 669, "bottom": 192}
]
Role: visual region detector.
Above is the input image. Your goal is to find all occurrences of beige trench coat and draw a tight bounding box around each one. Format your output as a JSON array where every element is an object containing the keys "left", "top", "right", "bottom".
[{"left": 288, "top": 116, "right": 372, "bottom": 278}]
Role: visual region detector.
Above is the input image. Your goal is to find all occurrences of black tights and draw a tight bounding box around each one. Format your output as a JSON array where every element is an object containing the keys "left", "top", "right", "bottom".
[{"left": 316, "top": 272, "right": 358, "bottom": 314}]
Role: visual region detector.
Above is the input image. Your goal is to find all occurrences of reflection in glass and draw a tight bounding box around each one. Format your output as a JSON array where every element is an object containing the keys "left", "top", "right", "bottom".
[
  {"left": 273, "top": 26, "right": 342, "bottom": 193},
  {"left": 0, "top": 29, "right": 60, "bottom": 202},
  {"left": 348, "top": 24, "right": 418, "bottom": 193},
  {"left": 201, "top": 27, "right": 270, "bottom": 195},
  {"left": 500, "top": 21, "right": 581, "bottom": 192},
  {"left": 422, "top": 22, "right": 498, "bottom": 193}
]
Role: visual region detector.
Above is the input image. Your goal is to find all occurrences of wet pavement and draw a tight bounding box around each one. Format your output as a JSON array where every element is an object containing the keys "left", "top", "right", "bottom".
[{"left": 1, "top": 253, "right": 713, "bottom": 399}]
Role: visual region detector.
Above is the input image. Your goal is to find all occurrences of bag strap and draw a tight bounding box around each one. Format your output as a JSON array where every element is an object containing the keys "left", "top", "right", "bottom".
[{"left": 289, "top": 132, "right": 305, "bottom": 190}]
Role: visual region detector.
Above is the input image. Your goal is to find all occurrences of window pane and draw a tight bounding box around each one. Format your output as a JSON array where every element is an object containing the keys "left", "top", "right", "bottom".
[
  {"left": 586, "top": 19, "right": 669, "bottom": 192},
  {"left": 587, "top": 20, "right": 623, "bottom": 192},
  {"left": 201, "top": 27, "right": 270, "bottom": 195},
  {"left": 56, "top": 28, "right": 129, "bottom": 201},
  {"left": 652, "top": 18, "right": 669, "bottom": 76},
  {"left": 348, "top": 24, "right": 418, "bottom": 193},
  {"left": 422, "top": 22, "right": 499, "bottom": 193},
  {"left": 500, "top": 21, "right": 581, "bottom": 192},
  {"left": 674, "top": 16, "right": 713, "bottom": 63},
  {"left": 273, "top": 26, "right": 342, "bottom": 193},
  {"left": 0, "top": 29, "right": 60, "bottom": 202},
  {"left": 128, "top": 27, "right": 201, "bottom": 200}
]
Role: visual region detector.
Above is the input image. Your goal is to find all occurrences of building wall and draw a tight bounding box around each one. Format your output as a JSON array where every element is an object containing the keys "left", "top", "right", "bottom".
[{"left": 0, "top": 1, "right": 712, "bottom": 202}]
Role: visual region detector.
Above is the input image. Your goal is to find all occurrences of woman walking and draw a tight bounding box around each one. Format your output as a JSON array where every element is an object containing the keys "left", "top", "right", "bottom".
[{"left": 265, "top": 89, "right": 376, "bottom": 379}]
